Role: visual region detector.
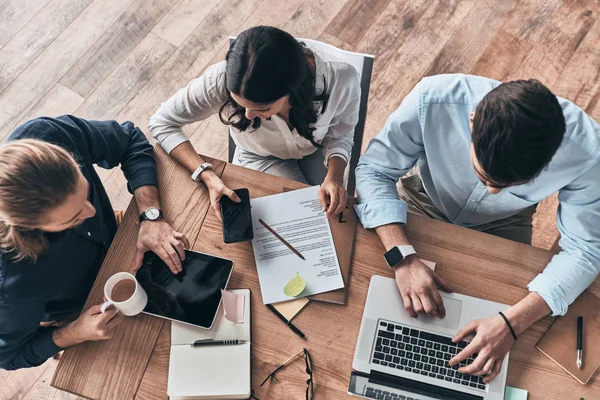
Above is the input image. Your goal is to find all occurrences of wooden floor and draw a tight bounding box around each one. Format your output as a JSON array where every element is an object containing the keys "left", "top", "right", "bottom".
[{"left": 1, "top": 0, "right": 599, "bottom": 398}]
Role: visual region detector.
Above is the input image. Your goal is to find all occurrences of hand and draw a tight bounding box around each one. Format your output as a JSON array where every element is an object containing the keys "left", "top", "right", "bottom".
[
  {"left": 134, "top": 219, "right": 190, "bottom": 274},
  {"left": 319, "top": 175, "right": 347, "bottom": 217},
  {"left": 203, "top": 173, "right": 240, "bottom": 222},
  {"left": 395, "top": 255, "right": 452, "bottom": 318},
  {"left": 53, "top": 305, "right": 124, "bottom": 348},
  {"left": 449, "top": 314, "right": 515, "bottom": 383}
]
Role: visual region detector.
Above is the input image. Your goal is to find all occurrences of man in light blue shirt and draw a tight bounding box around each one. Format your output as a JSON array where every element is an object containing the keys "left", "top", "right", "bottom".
[{"left": 355, "top": 74, "right": 600, "bottom": 383}]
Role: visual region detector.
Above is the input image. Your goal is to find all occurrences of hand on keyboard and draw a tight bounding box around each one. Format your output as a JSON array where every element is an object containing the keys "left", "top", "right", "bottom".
[
  {"left": 448, "top": 314, "right": 515, "bottom": 383},
  {"left": 393, "top": 255, "right": 453, "bottom": 318}
]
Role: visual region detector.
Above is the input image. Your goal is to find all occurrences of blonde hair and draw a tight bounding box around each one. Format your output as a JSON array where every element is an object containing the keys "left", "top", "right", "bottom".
[{"left": 0, "top": 139, "right": 80, "bottom": 262}]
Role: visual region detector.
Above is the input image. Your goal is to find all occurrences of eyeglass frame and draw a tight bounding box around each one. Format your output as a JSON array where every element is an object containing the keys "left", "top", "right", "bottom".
[{"left": 258, "top": 347, "right": 314, "bottom": 399}]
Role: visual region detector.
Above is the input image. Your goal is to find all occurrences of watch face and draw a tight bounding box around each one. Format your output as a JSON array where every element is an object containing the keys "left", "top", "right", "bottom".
[
  {"left": 146, "top": 208, "right": 160, "bottom": 220},
  {"left": 384, "top": 247, "right": 404, "bottom": 268}
]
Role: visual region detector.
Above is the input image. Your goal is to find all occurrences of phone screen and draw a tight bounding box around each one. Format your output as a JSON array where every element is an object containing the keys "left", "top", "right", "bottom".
[{"left": 221, "top": 188, "right": 253, "bottom": 243}]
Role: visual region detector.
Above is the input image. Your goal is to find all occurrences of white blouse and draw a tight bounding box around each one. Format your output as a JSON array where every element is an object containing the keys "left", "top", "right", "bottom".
[{"left": 149, "top": 50, "right": 361, "bottom": 164}]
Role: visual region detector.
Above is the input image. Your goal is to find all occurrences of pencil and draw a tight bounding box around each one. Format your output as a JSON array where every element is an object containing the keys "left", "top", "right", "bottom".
[{"left": 258, "top": 218, "right": 306, "bottom": 261}]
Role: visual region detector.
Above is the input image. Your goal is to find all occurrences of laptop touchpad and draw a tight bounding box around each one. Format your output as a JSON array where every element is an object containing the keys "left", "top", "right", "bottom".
[{"left": 418, "top": 297, "right": 462, "bottom": 330}]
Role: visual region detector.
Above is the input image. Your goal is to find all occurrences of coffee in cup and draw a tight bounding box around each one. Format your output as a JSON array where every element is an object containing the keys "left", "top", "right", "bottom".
[{"left": 101, "top": 272, "right": 147, "bottom": 316}]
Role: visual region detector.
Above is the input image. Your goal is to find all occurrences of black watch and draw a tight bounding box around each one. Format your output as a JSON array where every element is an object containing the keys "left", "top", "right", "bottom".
[
  {"left": 384, "top": 245, "right": 417, "bottom": 268},
  {"left": 139, "top": 207, "right": 163, "bottom": 223}
]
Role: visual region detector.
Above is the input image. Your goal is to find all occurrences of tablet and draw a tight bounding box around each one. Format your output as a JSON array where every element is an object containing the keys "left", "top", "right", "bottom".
[{"left": 136, "top": 249, "right": 234, "bottom": 329}]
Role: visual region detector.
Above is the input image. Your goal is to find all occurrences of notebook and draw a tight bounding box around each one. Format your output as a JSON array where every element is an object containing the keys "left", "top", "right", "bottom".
[
  {"left": 505, "top": 386, "right": 528, "bottom": 400},
  {"left": 168, "top": 289, "right": 251, "bottom": 399},
  {"left": 536, "top": 290, "right": 600, "bottom": 384}
]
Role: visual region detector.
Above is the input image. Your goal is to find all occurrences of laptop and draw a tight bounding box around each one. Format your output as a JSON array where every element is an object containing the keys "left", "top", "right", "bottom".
[{"left": 350, "top": 275, "right": 509, "bottom": 400}]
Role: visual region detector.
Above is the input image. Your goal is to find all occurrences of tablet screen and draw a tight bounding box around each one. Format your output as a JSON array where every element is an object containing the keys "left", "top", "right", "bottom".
[{"left": 136, "top": 249, "right": 234, "bottom": 329}]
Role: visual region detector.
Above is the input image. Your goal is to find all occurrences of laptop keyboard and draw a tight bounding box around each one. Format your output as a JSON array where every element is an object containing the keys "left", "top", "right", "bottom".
[
  {"left": 372, "top": 319, "right": 487, "bottom": 391},
  {"left": 364, "top": 386, "right": 424, "bottom": 400}
]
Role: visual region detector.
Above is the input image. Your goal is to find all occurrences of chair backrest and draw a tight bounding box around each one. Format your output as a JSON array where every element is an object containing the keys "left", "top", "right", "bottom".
[{"left": 226, "top": 36, "right": 374, "bottom": 195}]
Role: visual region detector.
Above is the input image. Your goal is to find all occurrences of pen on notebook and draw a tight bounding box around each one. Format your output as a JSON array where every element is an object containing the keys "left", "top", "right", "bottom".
[
  {"left": 258, "top": 218, "right": 305, "bottom": 261},
  {"left": 577, "top": 316, "right": 583, "bottom": 370},
  {"left": 191, "top": 339, "right": 247, "bottom": 347},
  {"left": 266, "top": 304, "right": 306, "bottom": 339}
]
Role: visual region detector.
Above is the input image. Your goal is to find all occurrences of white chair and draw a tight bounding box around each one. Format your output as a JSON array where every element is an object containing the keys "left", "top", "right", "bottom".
[{"left": 227, "top": 36, "right": 374, "bottom": 195}]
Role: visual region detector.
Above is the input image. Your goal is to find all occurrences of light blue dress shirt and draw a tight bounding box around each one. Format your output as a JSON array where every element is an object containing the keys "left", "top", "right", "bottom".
[{"left": 355, "top": 74, "right": 600, "bottom": 316}]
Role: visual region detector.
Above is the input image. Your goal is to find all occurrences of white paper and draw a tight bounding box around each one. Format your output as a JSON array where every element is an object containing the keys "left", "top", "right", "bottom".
[{"left": 250, "top": 186, "right": 344, "bottom": 304}]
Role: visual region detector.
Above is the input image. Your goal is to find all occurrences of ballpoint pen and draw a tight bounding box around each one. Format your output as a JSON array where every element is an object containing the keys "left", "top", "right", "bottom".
[
  {"left": 266, "top": 304, "right": 306, "bottom": 339},
  {"left": 577, "top": 316, "right": 583, "bottom": 370},
  {"left": 191, "top": 339, "right": 247, "bottom": 347}
]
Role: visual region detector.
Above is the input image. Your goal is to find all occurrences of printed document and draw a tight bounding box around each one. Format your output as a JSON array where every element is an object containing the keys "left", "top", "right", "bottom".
[{"left": 250, "top": 186, "right": 344, "bottom": 304}]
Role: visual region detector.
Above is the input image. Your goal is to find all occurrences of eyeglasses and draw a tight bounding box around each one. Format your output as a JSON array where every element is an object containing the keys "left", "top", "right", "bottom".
[{"left": 257, "top": 348, "right": 314, "bottom": 400}]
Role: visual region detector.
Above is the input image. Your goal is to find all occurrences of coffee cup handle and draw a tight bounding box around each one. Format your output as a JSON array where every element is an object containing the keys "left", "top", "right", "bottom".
[{"left": 100, "top": 300, "right": 115, "bottom": 313}]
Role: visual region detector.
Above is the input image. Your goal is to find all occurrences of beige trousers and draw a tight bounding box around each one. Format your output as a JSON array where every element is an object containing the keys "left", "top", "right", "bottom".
[{"left": 397, "top": 169, "right": 536, "bottom": 245}]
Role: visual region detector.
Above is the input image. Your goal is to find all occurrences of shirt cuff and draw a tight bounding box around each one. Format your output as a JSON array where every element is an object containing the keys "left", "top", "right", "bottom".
[
  {"left": 160, "top": 132, "right": 189, "bottom": 154},
  {"left": 354, "top": 199, "right": 408, "bottom": 229},
  {"left": 323, "top": 146, "right": 350, "bottom": 167},
  {"left": 126, "top": 163, "right": 159, "bottom": 193},
  {"left": 527, "top": 273, "right": 568, "bottom": 316}
]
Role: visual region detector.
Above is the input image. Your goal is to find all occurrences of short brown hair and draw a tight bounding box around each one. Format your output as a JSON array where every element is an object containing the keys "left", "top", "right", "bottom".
[{"left": 0, "top": 139, "right": 80, "bottom": 262}]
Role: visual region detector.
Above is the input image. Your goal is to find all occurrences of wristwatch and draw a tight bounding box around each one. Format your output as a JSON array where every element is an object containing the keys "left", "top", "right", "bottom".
[
  {"left": 384, "top": 245, "right": 416, "bottom": 268},
  {"left": 191, "top": 162, "right": 214, "bottom": 183},
  {"left": 139, "top": 207, "right": 163, "bottom": 223}
]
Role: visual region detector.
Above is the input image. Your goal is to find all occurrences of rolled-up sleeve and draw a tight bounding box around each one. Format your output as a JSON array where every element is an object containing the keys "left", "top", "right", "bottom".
[
  {"left": 354, "top": 82, "right": 425, "bottom": 229},
  {"left": 149, "top": 61, "right": 228, "bottom": 154},
  {"left": 321, "top": 64, "right": 361, "bottom": 165},
  {"left": 528, "top": 162, "right": 600, "bottom": 315}
]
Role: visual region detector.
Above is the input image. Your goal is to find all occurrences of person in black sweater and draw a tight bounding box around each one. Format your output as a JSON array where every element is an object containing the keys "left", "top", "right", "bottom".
[{"left": 0, "top": 115, "right": 189, "bottom": 370}]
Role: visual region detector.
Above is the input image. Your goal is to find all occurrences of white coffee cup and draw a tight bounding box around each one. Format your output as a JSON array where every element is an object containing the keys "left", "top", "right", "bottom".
[{"left": 101, "top": 272, "right": 148, "bottom": 316}]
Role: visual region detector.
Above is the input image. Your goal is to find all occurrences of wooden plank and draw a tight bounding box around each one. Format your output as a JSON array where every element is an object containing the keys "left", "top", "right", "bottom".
[
  {"left": 114, "top": 0, "right": 262, "bottom": 135},
  {"left": 470, "top": 29, "right": 532, "bottom": 81},
  {"left": 360, "top": 0, "right": 478, "bottom": 151},
  {"left": 323, "top": 0, "right": 391, "bottom": 47},
  {"left": 0, "top": 0, "right": 50, "bottom": 47},
  {"left": 424, "top": 0, "right": 514, "bottom": 76},
  {"left": 20, "top": 359, "right": 79, "bottom": 400},
  {"left": 282, "top": 0, "right": 351, "bottom": 38},
  {"left": 138, "top": 162, "right": 600, "bottom": 399},
  {"left": 0, "top": 0, "right": 93, "bottom": 96},
  {"left": 60, "top": 0, "right": 178, "bottom": 98},
  {"left": 134, "top": 322, "right": 171, "bottom": 400},
  {"left": 52, "top": 148, "right": 226, "bottom": 400},
  {"left": 151, "top": 0, "right": 221, "bottom": 47},
  {"left": 501, "top": 0, "right": 562, "bottom": 44},
  {"left": 76, "top": 32, "right": 176, "bottom": 121},
  {"left": 509, "top": 0, "right": 598, "bottom": 84},
  {"left": 0, "top": 0, "right": 135, "bottom": 141},
  {"left": 16, "top": 83, "right": 85, "bottom": 128},
  {"left": 0, "top": 358, "right": 53, "bottom": 400}
]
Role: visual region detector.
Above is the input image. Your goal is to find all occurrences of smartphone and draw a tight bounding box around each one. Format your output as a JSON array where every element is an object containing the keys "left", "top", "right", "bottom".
[{"left": 220, "top": 188, "right": 254, "bottom": 244}]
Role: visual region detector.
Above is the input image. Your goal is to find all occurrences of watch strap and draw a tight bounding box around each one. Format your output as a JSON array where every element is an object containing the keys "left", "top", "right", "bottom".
[
  {"left": 191, "top": 162, "right": 214, "bottom": 183},
  {"left": 396, "top": 245, "right": 416, "bottom": 258}
]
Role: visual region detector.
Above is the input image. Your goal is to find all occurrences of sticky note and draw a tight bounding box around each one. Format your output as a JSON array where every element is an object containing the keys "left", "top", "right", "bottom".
[{"left": 221, "top": 289, "right": 245, "bottom": 323}]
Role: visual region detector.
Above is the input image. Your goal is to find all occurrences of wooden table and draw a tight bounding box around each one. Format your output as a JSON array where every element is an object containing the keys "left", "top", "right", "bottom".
[{"left": 53, "top": 150, "right": 600, "bottom": 399}]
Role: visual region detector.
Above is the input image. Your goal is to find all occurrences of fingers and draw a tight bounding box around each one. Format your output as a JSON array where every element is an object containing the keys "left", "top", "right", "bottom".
[
  {"left": 318, "top": 187, "right": 329, "bottom": 213},
  {"left": 163, "top": 243, "right": 183, "bottom": 274},
  {"left": 484, "top": 359, "right": 502, "bottom": 383},
  {"left": 326, "top": 189, "right": 339, "bottom": 217},
  {"left": 213, "top": 201, "right": 222, "bottom": 222},
  {"left": 458, "top": 347, "right": 487, "bottom": 375},
  {"left": 88, "top": 305, "right": 103, "bottom": 315},
  {"left": 227, "top": 188, "right": 241, "bottom": 203},
  {"left": 171, "top": 236, "right": 186, "bottom": 262},
  {"left": 420, "top": 294, "right": 437, "bottom": 317},
  {"left": 401, "top": 293, "right": 417, "bottom": 318},
  {"left": 433, "top": 273, "right": 453, "bottom": 293},
  {"left": 430, "top": 286, "right": 446, "bottom": 318},
  {"left": 133, "top": 248, "right": 145, "bottom": 273},
  {"left": 410, "top": 296, "right": 424, "bottom": 315},
  {"left": 450, "top": 340, "right": 478, "bottom": 367},
  {"left": 476, "top": 357, "right": 495, "bottom": 377},
  {"left": 453, "top": 320, "right": 477, "bottom": 344},
  {"left": 335, "top": 190, "right": 348, "bottom": 215},
  {"left": 105, "top": 311, "right": 124, "bottom": 330},
  {"left": 155, "top": 246, "right": 181, "bottom": 275},
  {"left": 174, "top": 231, "right": 190, "bottom": 249},
  {"left": 98, "top": 306, "right": 119, "bottom": 322}
]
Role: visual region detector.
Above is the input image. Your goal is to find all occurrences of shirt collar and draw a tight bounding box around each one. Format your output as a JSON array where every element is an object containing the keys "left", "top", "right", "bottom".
[{"left": 313, "top": 51, "right": 326, "bottom": 96}]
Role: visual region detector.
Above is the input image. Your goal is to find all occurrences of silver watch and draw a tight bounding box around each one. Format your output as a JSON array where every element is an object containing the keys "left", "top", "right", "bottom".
[{"left": 191, "top": 162, "right": 214, "bottom": 183}]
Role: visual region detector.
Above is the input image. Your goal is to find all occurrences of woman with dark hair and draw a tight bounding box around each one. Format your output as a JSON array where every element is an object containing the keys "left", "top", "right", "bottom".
[{"left": 150, "top": 26, "right": 361, "bottom": 220}]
